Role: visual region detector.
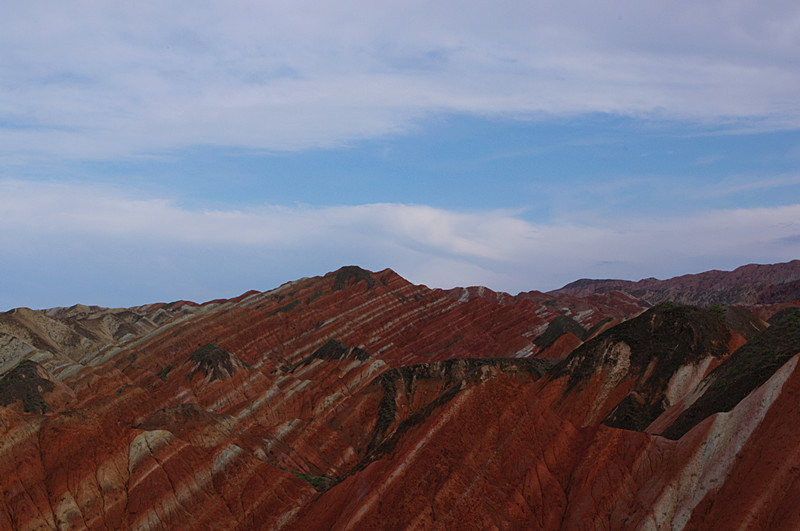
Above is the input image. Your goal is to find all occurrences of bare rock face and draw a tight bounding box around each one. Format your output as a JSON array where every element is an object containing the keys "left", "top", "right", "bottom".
[{"left": 1, "top": 264, "right": 800, "bottom": 529}]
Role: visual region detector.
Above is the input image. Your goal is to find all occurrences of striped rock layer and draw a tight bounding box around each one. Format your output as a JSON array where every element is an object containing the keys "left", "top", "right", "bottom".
[{"left": 1, "top": 265, "right": 799, "bottom": 529}]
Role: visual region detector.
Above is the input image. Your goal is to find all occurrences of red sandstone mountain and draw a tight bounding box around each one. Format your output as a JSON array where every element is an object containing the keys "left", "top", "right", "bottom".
[
  {"left": 551, "top": 259, "right": 800, "bottom": 308},
  {"left": 1, "top": 262, "right": 799, "bottom": 529}
]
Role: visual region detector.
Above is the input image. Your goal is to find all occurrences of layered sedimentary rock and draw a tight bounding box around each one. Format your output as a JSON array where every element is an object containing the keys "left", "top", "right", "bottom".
[
  {"left": 1, "top": 263, "right": 799, "bottom": 529},
  {"left": 552, "top": 259, "right": 800, "bottom": 308}
]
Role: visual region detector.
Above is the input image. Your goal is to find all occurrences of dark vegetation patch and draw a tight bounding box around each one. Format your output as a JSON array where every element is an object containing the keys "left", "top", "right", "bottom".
[
  {"left": 156, "top": 364, "right": 175, "bottom": 381},
  {"left": 767, "top": 306, "right": 800, "bottom": 325},
  {"left": 189, "top": 344, "right": 246, "bottom": 381},
  {"left": 603, "top": 393, "right": 669, "bottom": 432},
  {"left": 297, "top": 339, "right": 370, "bottom": 370},
  {"left": 306, "top": 291, "right": 324, "bottom": 303},
  {"left": 267, "top": 300, "right": 301, "bottom": 317},
  {"left": 285, "top": 357, "right": 557, "bottom": 491},
  {"left": 708, "top": 304, "right": 725, "bottom": 318},
  {"left": 345, "top": 357, "right": 558, "bottom": 483},
  {"left": 534, "top": 315, "right": 588, "bottom": 349},
  {"left": 550, "top": 304, "right": 734, "bottom": 432},
  {"left": 291, "top": 472, "right": 335, "bottom": 492},
  {"left": 586, "top": 317, "right": 614, "bottom": 338},
  {"left": 557, "top": 303, "right": 732, "bottom": 390},
  {"left": 719, "top": 306, "right": 768, "bottom": 340},
  {"left": 333, "top": 266, "right": 376, "bottom": 291},
  {"left": 441, "top": 334, "right": 464, "bottom": 349},
  {"left": 0, "top": 360, "right": 54, "bottom": 414},
  {"left": 273, "top": 464, "right": 335, "bottom": 492},
  {"left": 313, "top": 338, "right": 370, "bottom": 362},
  {"left": 662, "top": 307, "right": 800, "bottom": 440}
]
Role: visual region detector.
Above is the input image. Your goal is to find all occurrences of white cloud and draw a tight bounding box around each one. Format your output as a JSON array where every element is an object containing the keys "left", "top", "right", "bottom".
[
  {"left": 1, "top": 180, "right": 799, "bottom": 309},
  {"left": 690, "top": 173, "right": 800, "bottom": 198},
  {"left": 1, "top": 1, "right": 799, "bottom": 159}
]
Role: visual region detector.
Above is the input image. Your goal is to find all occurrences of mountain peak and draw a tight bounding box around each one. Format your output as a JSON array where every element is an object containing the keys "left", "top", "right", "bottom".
[{"left": 2, "top": 262, "right": 800, "bottom": 529}]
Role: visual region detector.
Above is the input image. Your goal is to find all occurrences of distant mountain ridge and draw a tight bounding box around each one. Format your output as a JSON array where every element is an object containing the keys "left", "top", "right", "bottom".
[{"left": 551, "top": 259, "right": 800, "bottom": 307}]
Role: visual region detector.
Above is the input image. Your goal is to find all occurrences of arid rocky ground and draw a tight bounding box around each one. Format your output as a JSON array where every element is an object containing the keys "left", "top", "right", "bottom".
[{"left": 2, "top": 262, "right": 800, "bottom": 529}]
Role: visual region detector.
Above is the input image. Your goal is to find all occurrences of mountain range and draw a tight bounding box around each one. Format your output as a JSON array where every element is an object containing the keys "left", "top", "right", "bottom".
[{"left": 1, "top": 261, "right": 799, "bottom": 529}]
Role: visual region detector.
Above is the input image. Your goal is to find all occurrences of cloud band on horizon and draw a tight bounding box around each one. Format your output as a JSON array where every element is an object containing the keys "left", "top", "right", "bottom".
[{"left": 1, "top": 179, "right": 798, "bottom": 310}]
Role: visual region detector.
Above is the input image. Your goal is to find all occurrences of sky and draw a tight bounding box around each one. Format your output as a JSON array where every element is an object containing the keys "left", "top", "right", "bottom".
[{"left": 1, "top": 1, "right": 800, "bottom": 310}]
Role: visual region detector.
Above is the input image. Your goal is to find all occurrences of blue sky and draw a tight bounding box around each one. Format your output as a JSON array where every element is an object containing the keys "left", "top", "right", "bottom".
[{"left": 1, "top": 1, "right": 799, "bottom": 309}]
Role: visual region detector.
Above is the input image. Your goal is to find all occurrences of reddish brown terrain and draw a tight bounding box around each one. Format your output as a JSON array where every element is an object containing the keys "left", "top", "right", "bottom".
[
  {"left": 1, "top": 262, "right": 800, "bottom": 529},
  {"left": 552, "top": 259, "right": 800, "bottom": 307}
]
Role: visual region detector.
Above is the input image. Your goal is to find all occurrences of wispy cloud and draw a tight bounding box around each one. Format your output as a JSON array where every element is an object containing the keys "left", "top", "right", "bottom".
[
  {"left": 1, "top": 1, "right": 799, "bottom": 160},
  {"left": 2, "top": 180, "right": 798, "bottom": 309},
  {"left": 691, "top": 173, "right": 800, "bottom": 198}
]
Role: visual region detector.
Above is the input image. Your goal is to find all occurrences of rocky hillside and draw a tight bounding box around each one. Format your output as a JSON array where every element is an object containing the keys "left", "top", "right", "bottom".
[
  {"left": 1, "top": 264, "right": 799, "bottom": 529},
  {"left": 552, "top": 259, "right": 800, "bottom": 308}
]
